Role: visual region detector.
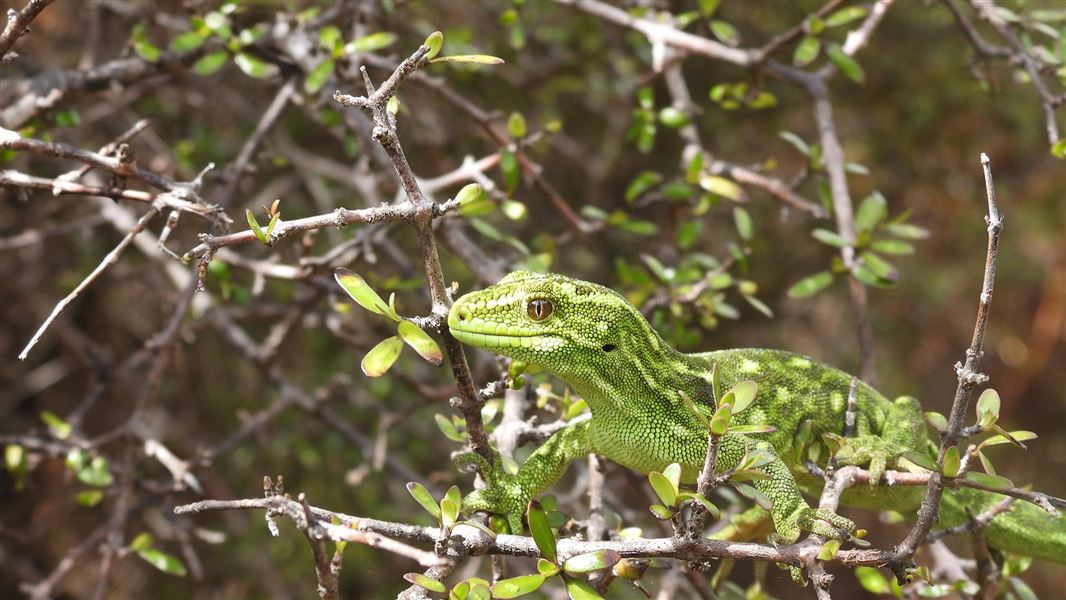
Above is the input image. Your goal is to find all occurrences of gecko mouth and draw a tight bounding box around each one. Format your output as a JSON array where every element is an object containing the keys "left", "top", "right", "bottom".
[{"left": 449, "top": 325, "right": 548, "bottom": 350}]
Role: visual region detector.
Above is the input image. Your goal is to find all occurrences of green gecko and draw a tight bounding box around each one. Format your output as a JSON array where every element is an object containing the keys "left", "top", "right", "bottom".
[{"left": 446, "top": 271, "right": 1066, "bottom": 562}]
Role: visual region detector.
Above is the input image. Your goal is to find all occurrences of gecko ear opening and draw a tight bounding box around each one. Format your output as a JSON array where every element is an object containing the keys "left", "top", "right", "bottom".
[{"left": 602, "top": 344, "right": 616, "bottom": 352}]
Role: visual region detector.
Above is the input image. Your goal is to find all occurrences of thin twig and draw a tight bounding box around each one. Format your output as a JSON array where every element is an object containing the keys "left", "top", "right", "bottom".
[
  {"left": 0, "top": 0, "right": 56, "bottom": 61},
  {"left": 889, "top": 153, "right": 1003, "bottom": 578},
  {"left": 18, "top": 203, "right": 162, "bottom": 360}
]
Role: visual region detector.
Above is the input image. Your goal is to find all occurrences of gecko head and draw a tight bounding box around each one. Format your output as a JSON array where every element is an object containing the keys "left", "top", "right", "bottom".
[{"left": 448, "top": 271, "right": 661, "bottom": 378}]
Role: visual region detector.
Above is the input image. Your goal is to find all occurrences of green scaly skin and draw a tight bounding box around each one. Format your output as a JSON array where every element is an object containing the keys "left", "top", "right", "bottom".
[{"left": 447, "top": 272, "right": 1066, "bottom": 561}]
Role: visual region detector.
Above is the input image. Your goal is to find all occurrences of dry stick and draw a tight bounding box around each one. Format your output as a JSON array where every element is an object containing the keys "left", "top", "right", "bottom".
[
  {"left": 334, "top": 45, "right": 493, "bottom": 463},
  {"left": 173, "top": 495, "right": 890, "bottom": 568},
  {"left": 18, "top": 204, "right": 161, "bottom": 360},
  {"left": 807, "top": 77, "right": 879, "bottom": 385},
  {"left": 971, "top": 0, "right": 1064, "bottom": 144},
  {"left": 686, "top": 428, "right": 721, "bottom": 540},
  {"left": 888, "top": 153, "right": 1003, "bottom": 579},
  {"left": 300, "top": 493, "right": 340, "bottom": 600},
  {"left": 0, "top": 170, "right": 219, "bottom": 219},
  {"left": 0, "top": 0, "right": 56, "bottom": 59}
]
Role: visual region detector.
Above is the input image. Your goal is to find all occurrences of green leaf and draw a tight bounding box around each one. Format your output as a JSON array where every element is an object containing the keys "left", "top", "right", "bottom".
[
  {"left": 318, "top": 26, "right": 343, "bottom": 54},
  {"left": 727, "top": 381, "right": 758, "bottom": 414},
  {"left": 679, "top": 492, "right": 721, "bottom": 519},
  {"left": 404, "top": 572, "right": 446, "bottom": 593},
  {"left": 440, "top": 498, "right": 459, "bottom": 529},
  {"left": 942, "top": 446, "right": 961, "bottom": 477},
  {"left": 538, "top": 558, "right": 561, "bottom": 576},
  {"left": 964, "top": 471, "right": 1014, "bottom": 491},
  {"left": 1052, "top": 138, "right": 1066, "bottom": 159},
  {"left": 709, "top": 20, "right": 740, "bottom": 46},
  {"left": 817, "top": 539, "right": 840, "bottom": 561},
  {"left": 361, "top": 336, "right": 404, "bottom": 377},
  {"left": 500, "top": 150, "right": 519, "bottom": 194},
  {"left": 788, "top": 271, "right": 834, "bottom": 299},
  {"left": 344, "top": 31, "right": 397, "bottom": 54},
  {"left": 825, "top": 43, "right": 865, "bottom": 84},
  {"left": 445, "top": 484, "right": 462, "bottom": 508},
  {"left": 497, "top": 199, "right": 525, "bottom": 221},
  {"left": 625, "top": 171, "right": 662, "bottom": 202},
  {"left": 193, "top": 51, "right": 228, "bottom": 76},
  {"left": 648, "top": 504, "right": 673, "bottom": 520},
  {"left": 779, "top": 131, "right": 811, "bottom": 156},
  {"left": 507, "top": 112, "right": 528, "bottom": 138},
  {"left": 811, "top": 228, "right": 848, "bottom": 247},
  {"left": 75, "top": 490, "right": 104, "bottom": 506},
  {"left": 976, "top": 388, "right": 1000, "bottom": 427},
  {"left": 902, "top": 450, "right": 940, "bottom": 472},
  {"left": 663, "top": 462, "right": 682, "bottom": 493},
  {"left": 334, "top": 268, "right": 399, "bottom": 320},
  {"left": 434, "top": 414, "right": 465, "bottom": 442},
  {"left": 793, "top": 36, "right": 820, "bottom": 67},
  {"left": 490, "top": 574, "right": 546, "bottom": 598},
  {"left": 855, "top": 192, "right": 888, "bottom": 233},
  {"left": 423, "top": 31, "right": 444, "bottom": 60},
  {"left": 245, "top": 209, "right": 268, "bottom": 244},
  {"left": 453, "top": 182, "right": 483, "bottom": 208},
  {"left": 430, "top": 54, "right": 505, "bottom": 65},
  {"left": 854, "top": 566, "right": 891, "bottom": 594},
  {"left": 679, "top": 390, "right": 710, "bottom": 428},
  {"left": 710, "top": 403, "right": 732, "bottom": 436},
  {"left": 169, "top": 31, "right": 204, "bottom": 52},
  {"left": 859, "top": 251, "right": 898, "bottom": 282},
  {"left": 746, "top": 91, "right": 777, "bottom": 109},
  {"left": 686, "top": 152, "right": 704, "bottom": 183},
  {"left": 852, "top": 263, "right": 893, "bottom": 288},
  {"left": 658, "top": 107, "right": 689, "bottom": 127},
  {"left": 304, "top": 59, "right": 334, "bottom": 94},
  {"left": 884, "top": 223, "right": 930, "bottom": 239},
  {"left": 527, "top": 501, "right": 557, "bottom": 563},
  {"left": 732, "top": 207, "right": 753, "bottom": 240},
  {"left": 870, "top": 239, "right": 914, "bottom": 255},
  {"left": 564, "top": 550, "right": 621, "bottom": 574},
  {"left": 648, "top": 471, "right": 677, "bottom": 507},
  {"left": 826, "top": 6, "right": 868, "bottom": 27},
  {"left": 234, "top": 52, "right": 276, "bottom": 79},
  {"left": 924, "top": 411, "right": 948, "bottom": 433},
  {"left": 727, "top": 424, "right": 776, "bottom": 434},
  {"left": 565, "top": 577, "right": 605, "bottom": 600},
  {"left": 40, "top": 410, "right": 72, "bottom": 439},
  {"left": 137, "top": 548, "right": 187, "bottom": 577},
  {"left": 406, "top": 482, "right": 442, "bottom": 521},
  {"left": 77, "top": 456, "right": 113, "bottom": 487},
  {"left": 978, "top": 430, "right": 1037, "bottom": 449},
  {"left": 130, "top": 532, "right": 154, "bottom": 551},
  {"left": 699, "top": 175, "right": 742, "bottom": 201},
  {"left": 397, "top": 321, "right": 443, "bottom": 366}
]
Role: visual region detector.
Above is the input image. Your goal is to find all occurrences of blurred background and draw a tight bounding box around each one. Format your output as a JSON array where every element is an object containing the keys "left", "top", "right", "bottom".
[{"left": 1, "top": 0, "right": 1063, "bottom": 598}]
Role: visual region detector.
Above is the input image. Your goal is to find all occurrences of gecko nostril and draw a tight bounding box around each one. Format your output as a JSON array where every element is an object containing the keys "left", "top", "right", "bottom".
[{"left": 457, "top": 306, "right": 470, "bottom": 321}]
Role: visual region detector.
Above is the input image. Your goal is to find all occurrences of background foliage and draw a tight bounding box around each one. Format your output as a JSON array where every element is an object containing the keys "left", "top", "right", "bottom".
[{"left": 1, "top": 0, "right": 1063, "bottom": 598}]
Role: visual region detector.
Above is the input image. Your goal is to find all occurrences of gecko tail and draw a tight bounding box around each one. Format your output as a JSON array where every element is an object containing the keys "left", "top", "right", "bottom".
[{"left": 940, "top": 487, "right": 1066, "bottom": 564}]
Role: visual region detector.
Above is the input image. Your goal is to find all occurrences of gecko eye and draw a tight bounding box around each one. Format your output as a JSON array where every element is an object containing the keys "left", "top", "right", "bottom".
[{"left": 527, "top": 299, "right": 553, "bottom": 321}]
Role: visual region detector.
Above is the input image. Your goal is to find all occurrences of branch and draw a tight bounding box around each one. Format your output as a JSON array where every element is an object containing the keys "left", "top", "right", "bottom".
[
  {"left": 334, "top": 42, "right": 493, "bottom": 463},
  {"left": 0, "top": 0, "right": 56, "bottom": 61},
  {"left": 889, "top": 153, "right": 1003, "bottom": 576},
  {"left": 18, "top": 203, "right": 162, "bottom": 360}
]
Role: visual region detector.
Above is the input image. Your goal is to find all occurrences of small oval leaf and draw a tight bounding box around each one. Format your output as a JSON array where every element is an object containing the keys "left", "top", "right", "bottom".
[
  {"left": 361, "top": 336, "right": 404, "bottom": 377},
  {"left": 490, "top": 574, "right": 546, "bottom": 598},
  {"left": 526, "top": 501, "right": 557, "bottom": 563},
  {"left": 406, "top": 482, "right": 442, "bottom": 521},
  {"left": 398, "top": 321, "right": 443, "bottom": 366}
]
